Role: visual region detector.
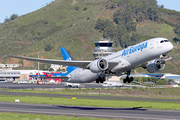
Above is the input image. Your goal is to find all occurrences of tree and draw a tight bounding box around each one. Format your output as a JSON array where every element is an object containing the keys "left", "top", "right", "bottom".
[
  {"left": 136, "top": 12, "right": 145, "bottom": 22},
  {"left": 45, "top": 45, "right": 53, "bottom": 51},
  {"left": 174, "top": 22, "right": 180, "bottom": 38},
  {"left": 119, "top": 33, "right": 131, "bottom": 48},
  {"left": 4, "top": 17, "right": 10, "bottom": 23},
  {"left": 160, "top": 5, "right": 164, "bottom": 8},
  {"left": 10, "top": 14, "right": 18, "bottom": 20},
  {"left": 4, "top": 14, "right": 18, "bottom": 23},
  {"left": 83, "top": 7, "right": 87, "bottom": 11},
  {"left": 131, "top": 32, "right": 140, "bottom": 44},
  {"left": 156, "top": 79, "right": 168, "bottom": 85},
  {"left": 95, "top": 19, "right": 113, "bottom": 32}
]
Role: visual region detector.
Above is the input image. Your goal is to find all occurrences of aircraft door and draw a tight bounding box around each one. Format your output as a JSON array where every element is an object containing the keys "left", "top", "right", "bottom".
[{"left": 150, "top": 40, "right": 154, "bottom": 50}]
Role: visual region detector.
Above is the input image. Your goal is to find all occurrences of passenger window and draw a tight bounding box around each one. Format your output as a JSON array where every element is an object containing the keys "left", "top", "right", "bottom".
[{"left": 164, "top": 40, "right": 169, "bottom": 42}]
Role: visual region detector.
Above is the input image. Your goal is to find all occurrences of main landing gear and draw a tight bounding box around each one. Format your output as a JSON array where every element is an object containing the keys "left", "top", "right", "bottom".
[
  {"left": 123, "top": 70, "right": 134, "bottom": 83},
  {"left": 96, "top": 77, "right": 105, "bottom": 83}
]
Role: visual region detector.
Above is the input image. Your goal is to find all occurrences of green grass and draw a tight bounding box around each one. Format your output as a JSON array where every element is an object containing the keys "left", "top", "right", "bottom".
[
  {"left": 137, "top": 21, "right": 176, "bottom": 43},
  {"left": 0, "top": 95, "right": 180, "bottom": 110},
  {"left": 0, "top": 113, "right": 111, "bottom": 120},
  {"left": 7, "top": 87, "right": 180, "bottom": 100}
]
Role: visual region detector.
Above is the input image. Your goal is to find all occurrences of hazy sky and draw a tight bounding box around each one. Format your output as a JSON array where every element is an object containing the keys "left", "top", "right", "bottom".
[
  {"left": 157, "top": 0, "right": 180, "bottom": 11},
  {"left": 0, "top": 0, "right": 180, "bottom": 23},
  {"left": 0, "top": 0, "right": 53, "bottom": 23}
]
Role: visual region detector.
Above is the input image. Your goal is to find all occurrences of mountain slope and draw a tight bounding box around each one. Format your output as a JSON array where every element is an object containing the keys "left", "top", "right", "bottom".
[{"left": 0, "top": 0, "right": 179, "bottom": 74}]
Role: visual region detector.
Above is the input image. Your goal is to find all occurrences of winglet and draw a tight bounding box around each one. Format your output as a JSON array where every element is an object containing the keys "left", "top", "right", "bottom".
[{"left": 164, "top": 57, "right": 172, "bottom": 61}]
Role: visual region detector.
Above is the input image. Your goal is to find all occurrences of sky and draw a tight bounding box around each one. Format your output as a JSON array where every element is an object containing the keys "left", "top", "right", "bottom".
[
  {"left": 0, "top": 0, "right": 180, "bottom": 23},
  {"left": 156, "top": 0, "right": 180, "bottom": 12},
  {"left": 0, "top": 0, "right": 53, "bottom": 23}
]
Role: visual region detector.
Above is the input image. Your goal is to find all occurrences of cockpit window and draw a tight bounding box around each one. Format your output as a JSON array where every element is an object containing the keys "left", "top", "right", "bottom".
[
  {"left": 160, "top": 40, "right": 164, "bottom": 43},
  {"left": 160, "top": 40, "right": 170, "bottom": 43},
  {"left": 164, "top": 40, "right": 169, "bottom": 42}
]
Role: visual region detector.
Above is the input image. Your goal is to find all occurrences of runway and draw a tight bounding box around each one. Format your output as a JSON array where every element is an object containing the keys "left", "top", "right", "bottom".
[
  {"left": 0, "top": 82, "right": 102, "bottom": 89},
  {"left": 0, "top": 102, "right": 179, "bottom": 120}
]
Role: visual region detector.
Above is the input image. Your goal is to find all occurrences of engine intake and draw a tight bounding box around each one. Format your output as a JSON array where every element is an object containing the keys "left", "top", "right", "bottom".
[
  {"left": 146, "top": 59, "right": 165, "bottom": 73},
  {"left": 89, "top": 59, "right": 109, "bottom": 73}
]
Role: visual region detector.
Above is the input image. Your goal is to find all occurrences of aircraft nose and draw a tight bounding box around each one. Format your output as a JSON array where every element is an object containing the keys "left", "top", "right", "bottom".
[{"left": 167, "top": 42, "right": 173, "bottom": 52}]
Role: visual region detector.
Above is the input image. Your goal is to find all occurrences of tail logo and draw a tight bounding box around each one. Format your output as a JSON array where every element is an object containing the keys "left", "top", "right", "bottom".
[{"left": 66, "top": 58, "right": 72, "bottom": 61}]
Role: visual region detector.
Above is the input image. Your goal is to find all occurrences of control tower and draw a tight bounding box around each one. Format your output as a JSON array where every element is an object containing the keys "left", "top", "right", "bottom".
[{"left": 93, "top": 38, "right": 114, "bottom": 59}]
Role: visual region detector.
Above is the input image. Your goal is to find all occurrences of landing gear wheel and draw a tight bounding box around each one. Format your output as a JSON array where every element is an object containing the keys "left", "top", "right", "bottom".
[
  {"left": 96, "top": 79, "right": 99, "bottom": 83},
  {"left": 100, "top": 77, "right": 105, "bottom": 83},
  {"left": 128, "top": 77, "right": 133, "bottom": 83},
  {"left": 96, "top": 77, "right": 105, "bottom": 84},
  {"left": 123, "top": 79, "right": 126, "bottom": 83},
  {"left": 130, "top": 77, "right": 134, "bottom": 82},
  {"left": 123, "top": 76, "right": 134, "bottom": 83}
]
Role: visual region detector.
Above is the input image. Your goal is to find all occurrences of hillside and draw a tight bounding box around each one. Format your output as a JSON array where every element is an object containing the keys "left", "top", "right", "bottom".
[{"left": 0, "top": 0, "right": 180, "bottom": 74}]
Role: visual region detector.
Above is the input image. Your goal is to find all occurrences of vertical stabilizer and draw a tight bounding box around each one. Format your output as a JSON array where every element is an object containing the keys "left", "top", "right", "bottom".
[
  {"left": 60, "top": 47, "right": 77, "bottom": 73},
  {"left": 60, "top": 47, "right": 73, "bottom": 61}
]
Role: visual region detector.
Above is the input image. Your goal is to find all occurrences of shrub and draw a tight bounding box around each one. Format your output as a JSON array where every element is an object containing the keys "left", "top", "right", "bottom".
[
  {"left": 83, "top": 7, "right": 87, "bottom": 11},
  {"left": 45, "top": 45, "right": 53, "bottom": 51},
  {"left": 74, "top": 6, "right": 79, "bottom": 11}
]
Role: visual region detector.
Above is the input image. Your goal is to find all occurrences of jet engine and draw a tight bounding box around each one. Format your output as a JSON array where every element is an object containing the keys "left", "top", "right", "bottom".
[
  {"left": 89, "top": 59, "right": 109, "bottom": 73},
  {"left": 146, "top": 59, "right": 165, "bottom": 73}
]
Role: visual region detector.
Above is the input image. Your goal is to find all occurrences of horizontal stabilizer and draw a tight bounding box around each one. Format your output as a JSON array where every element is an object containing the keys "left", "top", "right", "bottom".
[{"left": 38, "top": 76, "right": 69, "bottom": 79}]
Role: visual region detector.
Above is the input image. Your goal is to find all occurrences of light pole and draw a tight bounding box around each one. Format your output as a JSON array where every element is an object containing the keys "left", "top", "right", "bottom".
[{"left": 38, "top": 52, "right": 39, "bottom": 79}]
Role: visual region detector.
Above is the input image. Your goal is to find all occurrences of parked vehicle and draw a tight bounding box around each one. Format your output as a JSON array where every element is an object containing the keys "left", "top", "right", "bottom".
[
  {"left": 64, "top": 82, "right": 85, "bottom": 88},
  {"left": 102, "top": 81, "right": 124, "bottom": 87}
]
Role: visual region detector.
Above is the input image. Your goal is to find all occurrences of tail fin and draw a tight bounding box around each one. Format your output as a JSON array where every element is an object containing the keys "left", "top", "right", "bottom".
[
  {"left": 60, "top": 47, "right": 77, "bottom": 73},
  {"left": 60, "top": 47, "right": 73, "bottom": 61}
]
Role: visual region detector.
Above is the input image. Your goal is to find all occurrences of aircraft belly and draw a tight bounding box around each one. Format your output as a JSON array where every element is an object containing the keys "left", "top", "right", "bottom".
[{"left": 68, "top": 69, "right": 98, "bottom": 83}]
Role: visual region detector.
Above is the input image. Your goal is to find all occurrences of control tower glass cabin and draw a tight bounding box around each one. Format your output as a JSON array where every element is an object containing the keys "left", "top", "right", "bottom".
[{"left": 93, "top": 41, "right": 114, "bottom": 59}]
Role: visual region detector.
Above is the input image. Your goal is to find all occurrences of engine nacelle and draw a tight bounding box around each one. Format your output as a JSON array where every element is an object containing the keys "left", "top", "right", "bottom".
[
  {"left": 89, "top": 59, "right": 109, "bottom": 73},
  {"left": 146, "top": 59, "right": 165, "bottom": 73}
]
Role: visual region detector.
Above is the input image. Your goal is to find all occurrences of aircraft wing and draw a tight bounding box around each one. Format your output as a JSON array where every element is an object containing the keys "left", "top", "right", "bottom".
[{"left": 8, "top": 55, "right": 92, "bottom": 68}]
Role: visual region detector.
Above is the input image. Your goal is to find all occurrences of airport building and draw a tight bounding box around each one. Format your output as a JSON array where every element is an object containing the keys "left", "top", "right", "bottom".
[
  {"left": 93, "top": 38, "right": 114, "bottom": 59},
  {"left": 0, "top": 70, "right": 47, "bottom": 81}
]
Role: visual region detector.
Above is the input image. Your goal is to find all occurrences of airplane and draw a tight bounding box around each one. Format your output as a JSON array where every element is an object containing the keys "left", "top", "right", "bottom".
[{"left": 8, "top": 37, "right": 173, "bottom": 83}]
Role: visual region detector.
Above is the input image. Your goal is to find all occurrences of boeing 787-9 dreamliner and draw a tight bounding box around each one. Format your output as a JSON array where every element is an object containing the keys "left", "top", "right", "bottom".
[{"left": 8, "top": 37, "right": 173, "bottom": 83}]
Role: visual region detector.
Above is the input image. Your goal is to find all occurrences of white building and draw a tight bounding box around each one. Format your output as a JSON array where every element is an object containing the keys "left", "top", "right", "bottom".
[{"left": 0, "top": 70, "right": 47, "bottom": 81}]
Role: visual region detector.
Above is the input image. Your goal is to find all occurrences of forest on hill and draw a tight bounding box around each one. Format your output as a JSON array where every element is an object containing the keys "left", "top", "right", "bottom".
[
  {"left": 0, "top": 0, "right": 180, "bottom": 74},
  {"left": 95, "top": 0, "right": 180, "bottom": 48}
]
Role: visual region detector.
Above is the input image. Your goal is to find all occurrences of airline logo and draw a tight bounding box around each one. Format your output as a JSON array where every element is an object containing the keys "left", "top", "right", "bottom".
[
  {"left": 122, "top": 42, "right": 148, "bottom": 57},
  {"left": 66, "top": 58, "right": 72, "bottom": 61}
]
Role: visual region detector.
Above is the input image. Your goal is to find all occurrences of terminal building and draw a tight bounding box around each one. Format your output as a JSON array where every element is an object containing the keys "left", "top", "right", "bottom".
[{"left": 0, "top": 70, "right": 46, "bottom": 81}]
